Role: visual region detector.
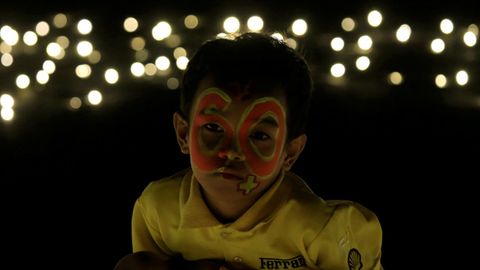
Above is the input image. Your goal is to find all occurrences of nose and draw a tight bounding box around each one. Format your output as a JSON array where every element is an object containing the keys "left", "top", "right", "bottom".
[{"left": 218, "top": 144, "right": 245, "bottom": 161}]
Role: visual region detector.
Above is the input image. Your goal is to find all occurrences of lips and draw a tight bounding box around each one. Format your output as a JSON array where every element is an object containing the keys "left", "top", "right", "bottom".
[
  {"left": 216, "top": 167, "right": 245, "bottom": 180},
  {"left": 220, "top": 172, "right": 244, "bottom": 180}
]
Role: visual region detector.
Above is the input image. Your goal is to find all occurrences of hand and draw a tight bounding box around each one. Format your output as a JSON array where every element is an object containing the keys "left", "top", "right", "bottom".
[
  {"left": 188, "top": 260, "right": 224, "bottom": 270},
  {"left": 114, "top": 251, "right": 169, "bottom": 270},
  {"left": 223, "top": 261, "right": 256, "bottom": 270}
]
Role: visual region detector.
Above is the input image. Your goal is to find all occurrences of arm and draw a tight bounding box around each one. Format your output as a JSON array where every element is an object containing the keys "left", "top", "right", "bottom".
[{"left": 114, "top": 251, "right": 227, "bottom": 270}]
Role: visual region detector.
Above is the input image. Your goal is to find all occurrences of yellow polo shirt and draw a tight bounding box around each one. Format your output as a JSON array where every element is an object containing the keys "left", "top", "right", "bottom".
[{"left": 132, "top": 168, "right": 383, "bottom": 270}]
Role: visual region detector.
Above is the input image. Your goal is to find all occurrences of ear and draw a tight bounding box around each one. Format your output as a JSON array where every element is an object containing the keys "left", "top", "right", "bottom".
[
  {"left": 173, "top": 112, "right": 190, "bottom": 154},
  {"left": 283, "top": 134, "right": 307, "bottom": 171}
]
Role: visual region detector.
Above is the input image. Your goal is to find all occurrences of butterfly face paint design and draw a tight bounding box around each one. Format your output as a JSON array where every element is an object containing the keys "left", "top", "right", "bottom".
[{"left": 189, "top": 88, "right": 286, "bottom": 179}]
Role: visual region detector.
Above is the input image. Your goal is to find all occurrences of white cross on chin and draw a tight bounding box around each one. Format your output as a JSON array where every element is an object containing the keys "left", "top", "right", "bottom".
[{"left": 238, "top": 175, "right": 259, "bottom": 195}]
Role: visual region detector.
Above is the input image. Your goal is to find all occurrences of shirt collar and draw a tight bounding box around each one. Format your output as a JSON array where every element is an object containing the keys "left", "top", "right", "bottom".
[{"left": 179, "top": 169, "right": 292, "bottom": 231}]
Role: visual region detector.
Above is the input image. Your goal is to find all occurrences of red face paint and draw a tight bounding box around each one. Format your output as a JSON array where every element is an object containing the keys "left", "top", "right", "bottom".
[
  {"left": 238, "top": 98, "right": 286, "bottom": 177},
  {"left": 190, "top": 88, "right": 286, "bottom": 179},
  {"left": 190, "top": 88, "right": 233, "bottom": 171}
]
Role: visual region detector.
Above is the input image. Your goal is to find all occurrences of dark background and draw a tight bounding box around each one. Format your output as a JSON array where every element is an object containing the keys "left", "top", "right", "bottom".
[{"left": 1, "top": 0, "right": 479, "bottom": 269}]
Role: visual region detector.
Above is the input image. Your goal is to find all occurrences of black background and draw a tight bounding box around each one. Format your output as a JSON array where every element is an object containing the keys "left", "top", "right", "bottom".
[{"left": 1, "top": 0, "right": 479, "bottom": 269}]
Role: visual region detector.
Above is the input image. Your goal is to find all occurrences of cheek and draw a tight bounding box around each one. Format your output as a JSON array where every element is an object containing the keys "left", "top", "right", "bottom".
[
  {"left": 240, "top": 132, "right": 285, "bottom": 177},
  {"left": 238, "top": 104, "right": 286, "bottom": 177},
  {"left": 190, "top": 115, "right": 233, "bottom": 171}
]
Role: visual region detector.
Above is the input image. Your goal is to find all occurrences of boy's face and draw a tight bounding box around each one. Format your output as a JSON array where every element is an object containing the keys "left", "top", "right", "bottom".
[{"left": 187, "top": 76, "right": 288, "bottom": 199}]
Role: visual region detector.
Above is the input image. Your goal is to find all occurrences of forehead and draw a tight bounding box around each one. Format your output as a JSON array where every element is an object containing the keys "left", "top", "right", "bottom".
[{"left": 194, "top": 75, "right": 287, "bottom": 108}]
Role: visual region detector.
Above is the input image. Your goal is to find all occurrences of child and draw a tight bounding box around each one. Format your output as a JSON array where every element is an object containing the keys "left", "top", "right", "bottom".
[{"left": 115, "top": 32, "right": 383, "bottom": 270}]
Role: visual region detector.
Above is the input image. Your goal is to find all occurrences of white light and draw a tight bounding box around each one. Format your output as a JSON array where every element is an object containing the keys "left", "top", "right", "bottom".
[
  {"left": 388, "top": 72, "right": 403, "bottom": 85},
  {"left": 131, "top": 37, "right": 146, "bottom": 51},
  {"left": 396, "top": 24, "right": 412, "bottom": 42},
  {"left": 0, "top": 94, "right": 14, "bottom": 107},
  {"left": 292, "top": 19, "right": 308, "bottom": 36},
  {"left": 88, "top": 50, "right": 101, "bottom": 64},
  {"left": 0, "top": 42, "right": 11, "bottom": 54},
  {"left": 135, "top": 50, "right": 149, "bottom": 62},
  {"left": 440, "top": 19, "right": 454, "bottom": 34},
  {"left": 16, "top": 74, "right": 30, "bottom": 89},
  {"left": 431, "top": 38, "right": 445, "bottom": 53},
  {"left": 455, "top": 70, "right": 468, "bottom": 86},
  {"left": 358, "top": 35, "right": 373, "bottom": 50},
  {"left": 330, "top": 37, "right": 345, "bottom": 51},
  {"left": 77, "top": 40, "right": 93, "bottom": 57},
  {"left": 77, "top": 19, "right": 93, "bottom": 35},
  {"left": 435, "top": 74, "right": 447, "bottom": 88},
  {"left": 173, "top": 47, "right": 187, "bottom": 59},
  {"left": 0, "top": 26, "right": 19, "bottom": 46},
  {"left": 105, "top": 68, "right": 119, "bottom": 84},
  {"left": 87, "top": 90, "right": 102, "bottom": 105},
  {"left": 155, "top": 56, "right": 170, "bottom": 71},
  {"left": 35, "top": 21, "right": 50, "bottom": 36},
  {"left": 216, "top": 33, "right": 230, "bottom": 39},
  {"left": 46, "top": 42, "right": 63, "bottom": 58},
  {"left": 1, "top": 107, "right": 14, "bottom": 121},
  {"left": 285, "top": 38, "right": 297, "bottom": 49},
  {"left": 56, "top": 36, "right": 70, "bottom": 48},
  {"left": 130, "top": 62, "right": 145, "bottom": 77},
  {"left": 43, "top": 60, "right": 56, "bottom": 74},
  {"left": 123, "top": 17, "right": 139, "bottom": 32},
  {"left": 367, "top": 10, "right": 383, "bottom": 27},
  {"left": 165, "top": 34, "right": 181, "bottom": 48},
  {"left": 223, "top": 17, "right": 240, "bottom": 33},
  {"left": 36, "top": 70, "right": 49, "bottom": 84},
  {"left": 53, "top": 13, "right": 68, "bottom": 28},
  {"left": 167, "top": 77, "right": 179, "bottom": 90},
  {"left": 271, "top": 33, "right": 284, "bottom": 41},
  {"left": 23, "top": 31, "right": 38, "bottom": 46},
  {"left": 341, "top": 17, "right": 356, "bottom": 32},
  {"left": 75, "top": 64, "right": 92, "bottom": 78},
  {"left": 152, "top": 21, "right": 172, "bottom": 41},
  {"left": 69, "top": 97, "right": 82, "bottom": 109},
  {"left": 355, "top": 56, "right": 370, "bottom": 71},
  {"left": 176, "top": 56, "right": 189, "bottom": 70},
  {"left": 184, "top": 15, "right": 199, "bottom": 29},
  {"left": 330, "top": 63, "right": 346, "bottom": 77},
  {"left": 468, "top": 24, "right": 479, "bottom": 36},
  {"left": 144, "top": 63, "right": 157, "bottom": 76},
  {"left": 247, "top": 16, "right": 264, "bottom": 32},
  {"left": 463, "top": 31, "right": 477, "bottom": 47},
  {"left": 1, "top": 53, "right": 13, "bottom": 67}
]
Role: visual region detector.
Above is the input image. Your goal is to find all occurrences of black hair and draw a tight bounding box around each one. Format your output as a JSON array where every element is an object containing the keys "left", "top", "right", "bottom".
[{"left": 181, "top": 32, "right": 313, "bottom": 141}]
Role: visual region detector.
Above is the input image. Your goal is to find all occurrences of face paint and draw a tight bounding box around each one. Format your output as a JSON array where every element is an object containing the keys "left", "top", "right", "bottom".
[
  {"left": 190, "top": 88, "right": 233, "bottom": 171},
  {"left": 238, "top": 98, "right": 286, "bottom": 177},
  {"left": 237, "top": 175, "right": 259, "bottom": 195},
  {"left": 190, "top": 88, "right": 287, "bottom": 180}
]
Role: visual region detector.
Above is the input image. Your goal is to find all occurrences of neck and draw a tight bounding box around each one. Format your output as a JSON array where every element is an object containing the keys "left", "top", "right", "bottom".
[{"left": 200, "top": 187, "right": 261, "bottom": 224}]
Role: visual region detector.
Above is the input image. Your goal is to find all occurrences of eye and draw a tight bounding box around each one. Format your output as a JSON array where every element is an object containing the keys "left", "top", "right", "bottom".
[
  {"left": 250, "top": 131, "right": 271, "bottom": 141},
  {"left": 203, "top": 123, "right": 224, "bottom": 133}
]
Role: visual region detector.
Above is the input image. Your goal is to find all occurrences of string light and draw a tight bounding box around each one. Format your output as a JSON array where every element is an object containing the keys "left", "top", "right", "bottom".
[{"left": 1, "top": 7, "right": 479, "bottom": 123}]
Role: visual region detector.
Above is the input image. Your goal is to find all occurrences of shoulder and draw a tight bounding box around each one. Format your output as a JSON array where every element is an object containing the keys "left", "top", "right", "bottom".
[
  {"left": 312, "top": 200, "right": 383, "bottom": 269},
  {"left": 138, "top": 168, "right": 191, "bottom": 208},
  {"left": 284, "top": 172, "right": 381, "bottom": 233},
  {"left": 326, "top": 200, "right": 381, "bottom": 229}
]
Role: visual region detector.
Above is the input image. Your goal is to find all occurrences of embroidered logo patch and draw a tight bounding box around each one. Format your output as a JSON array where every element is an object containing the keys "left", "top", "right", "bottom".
[
  {"left": 348, "top": 248, "right": 363, "bottom": 270},
  {"left": 259, "top": 255, "right": 306, "bottom": 269}
]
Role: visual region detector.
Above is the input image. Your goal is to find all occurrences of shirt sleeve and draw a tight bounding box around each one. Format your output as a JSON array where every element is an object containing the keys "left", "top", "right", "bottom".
[
  {"left": 307, "top": 201, "right": 383, "bottom": 270},
  {"left": 131, "top": 198, "right": 174, "bottom": 260}
]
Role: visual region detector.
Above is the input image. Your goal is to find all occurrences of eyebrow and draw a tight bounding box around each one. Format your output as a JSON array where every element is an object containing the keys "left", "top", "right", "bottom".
[
  {"left": 201, "top": 108, "right": 279, "bottom": 127},
  {"left": 258, "top": 116, "right": 279, "bottom": 127}
]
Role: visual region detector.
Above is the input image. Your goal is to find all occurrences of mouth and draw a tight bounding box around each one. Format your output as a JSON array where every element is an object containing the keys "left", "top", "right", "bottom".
[
  {"left": 216, "top": 167, "right": 245, "bottom": 180},
  {"left": 219, "top": 172, "right": 244, "bottom": 180}
]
